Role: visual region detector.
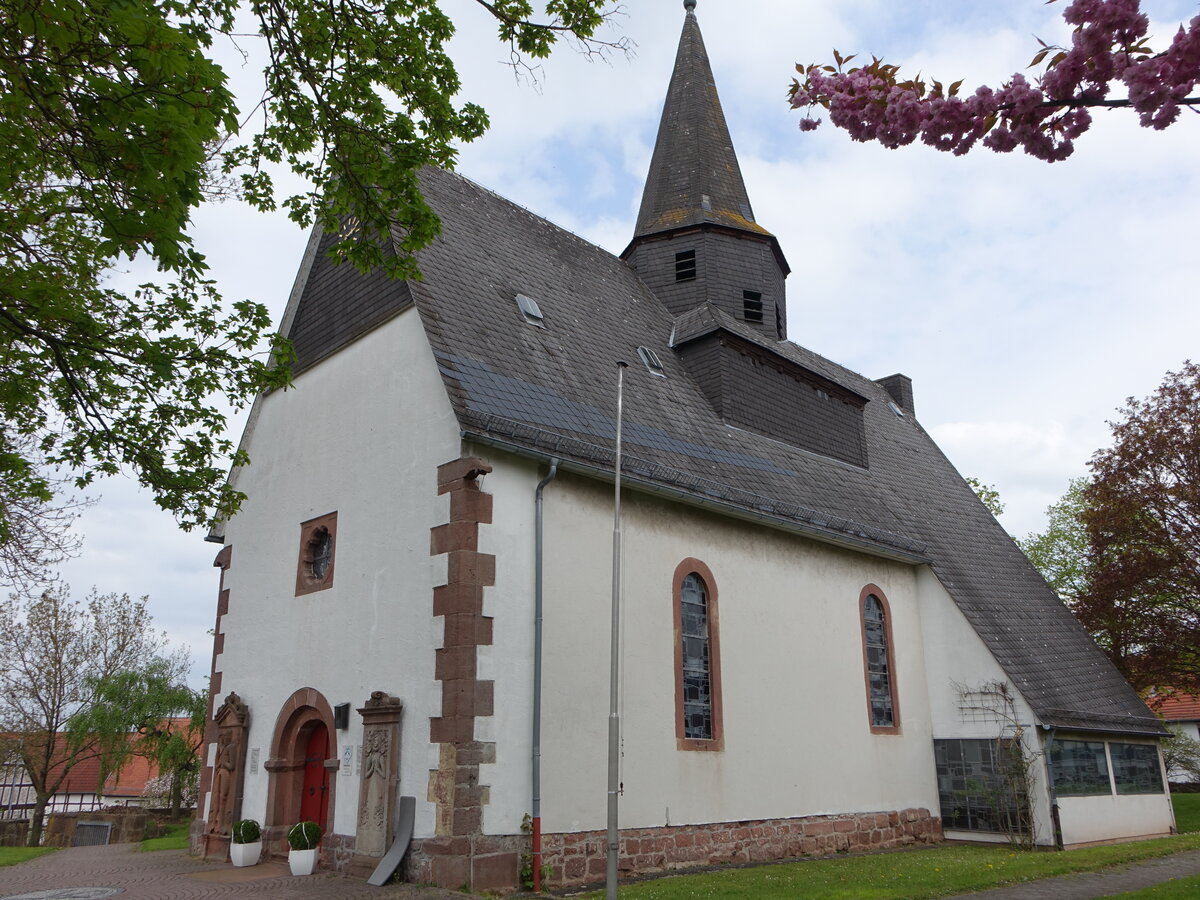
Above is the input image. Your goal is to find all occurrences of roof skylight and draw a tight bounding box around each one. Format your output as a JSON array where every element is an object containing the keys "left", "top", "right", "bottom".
[
  {"left": 514, "top": 293, "right": 545, "bottom": 328},
  {"left": 637, "top": 346, "right": 667, "bottom": 377}
]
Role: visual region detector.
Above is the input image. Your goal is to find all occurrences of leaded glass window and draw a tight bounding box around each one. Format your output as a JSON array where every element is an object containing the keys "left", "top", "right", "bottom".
[
  {"left": 863, "top": 594, "right": 894, "bottom": 728},
  {"left": 1050, "top": 740, "right": 1111, "bottom": 796},
  {"left": 1111, "top": 743, "right": 1164, "bottom": 795},
  {"left": 680, "top": 573, "right": 712, "bottom": 740},
  {"left": 935, "top": 739, "right": 1027, "bottom": 834}
]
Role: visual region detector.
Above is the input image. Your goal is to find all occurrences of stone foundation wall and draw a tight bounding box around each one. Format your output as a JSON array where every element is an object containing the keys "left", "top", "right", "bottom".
[
  {"left": 404, "top": 834, "right": 524, "bottom": 892},
  {"left": 44, "top": 809, "right": 171, "bottom": 848},
  {"left": 542, "top": 808, "right": 942, "bottom": 889}
]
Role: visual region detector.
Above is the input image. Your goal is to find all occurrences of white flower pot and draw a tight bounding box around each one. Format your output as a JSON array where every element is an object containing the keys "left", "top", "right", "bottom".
[
  {"left": 230, "top": 841, "right": 262, "bottom": 867},
  {"left": 289, "top": 847, "right": 318, "bottom": 876}
]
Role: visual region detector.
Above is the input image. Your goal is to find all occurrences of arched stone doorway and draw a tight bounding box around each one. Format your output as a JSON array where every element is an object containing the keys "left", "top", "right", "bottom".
[{"left": 264, "top": 688, "right": 337, "bottom": 850}]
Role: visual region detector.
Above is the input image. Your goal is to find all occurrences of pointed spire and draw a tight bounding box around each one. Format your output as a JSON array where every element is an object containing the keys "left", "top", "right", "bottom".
[{"left": 632, "top": 4, "right": 768, "bottom": 240}]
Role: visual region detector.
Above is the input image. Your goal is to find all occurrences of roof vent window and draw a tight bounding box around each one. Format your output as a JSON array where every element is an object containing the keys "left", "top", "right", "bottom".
[
  {"left": 743, "top": 290, "right": 763, "bottom": 323},
  {"left": 675, "top": 250, "right": 696, "bottom": 282},
  {"left": 637, "top": 346, "right": 667, "bottom": 377},
  {"left": 514, "top": 293, "right": 546, "bottom": 328},
  {"left": 888, "top": 400, "right": 906, "bottom": 418}
]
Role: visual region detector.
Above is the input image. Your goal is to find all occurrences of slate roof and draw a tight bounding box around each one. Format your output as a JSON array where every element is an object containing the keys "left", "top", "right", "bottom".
[
  {"left": 267, "top": 9, "right": 1162, "bottom": 738},
  {"left": 631, "top": 6, "right": 769, "bottom": 242},
  {"left": 398, "top": 165, "right": 1159, "bottom": 736}
]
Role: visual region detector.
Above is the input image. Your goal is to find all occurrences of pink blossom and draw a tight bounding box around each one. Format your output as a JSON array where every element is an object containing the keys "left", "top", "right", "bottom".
[{"left": 791, "top": 1, "right": 1200, "bottom": 162}]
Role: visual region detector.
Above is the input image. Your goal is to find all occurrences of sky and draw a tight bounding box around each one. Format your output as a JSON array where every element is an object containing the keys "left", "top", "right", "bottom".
[{"left": 56, "top": 0, "right": 1200, "bottom": 686}]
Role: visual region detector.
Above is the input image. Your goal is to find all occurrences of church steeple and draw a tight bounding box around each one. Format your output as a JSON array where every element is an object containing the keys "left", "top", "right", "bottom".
[{"left": 623, "top": 0, "right": 790, "bottom": 340}]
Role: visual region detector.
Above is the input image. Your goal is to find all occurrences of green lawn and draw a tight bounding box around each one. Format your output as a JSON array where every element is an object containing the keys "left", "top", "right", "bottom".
[
  {"left": 0, "top": 847, "right": 55, "bottom": 867},
  {"left": 139, "top": 821, "right": 191, "bottom": 852},
  {"left": 1172, "top": 792, "right": 1200, "bottom": 834},
  {"left": 580, "top": 834, "right": 1200, "bottom": 900}
]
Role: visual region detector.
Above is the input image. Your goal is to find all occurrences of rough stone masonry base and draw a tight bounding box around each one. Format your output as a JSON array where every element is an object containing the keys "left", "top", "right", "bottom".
[{"left": 540, "top": 807, "right": 942, "bottom": 890}]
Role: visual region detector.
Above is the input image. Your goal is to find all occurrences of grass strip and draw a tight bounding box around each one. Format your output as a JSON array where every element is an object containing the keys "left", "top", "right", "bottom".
[
  {"left": 577, "top": 833, "right": 1200, "bottom": 900},
  {"left": 1170, "top": 793, "right": 1200, "bottom": 834},
  {"left": 139, "top": 821, "right": 191, "bottom": 852},
  {"left": 0, "top": 847, "right": 55, "bottom": 867}
]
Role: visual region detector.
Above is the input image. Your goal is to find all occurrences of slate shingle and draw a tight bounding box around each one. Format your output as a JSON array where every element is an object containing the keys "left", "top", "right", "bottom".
[{"left": 402, "top": 164, "right": 1162, "bottom": 737}]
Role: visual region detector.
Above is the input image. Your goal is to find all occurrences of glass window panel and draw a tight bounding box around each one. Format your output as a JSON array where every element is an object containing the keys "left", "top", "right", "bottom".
[
  {"left": 679, "top": 573, "right": 713, "bottom": 741},
  {"left": 863, "top": 594, "right": 894, "bottom": 727},
  {"left": 1110, "top": 743, "right": 1164, "bottom": 795},
  {"left": 1050, "top": 740, "right": 1111, "bottom": 796},
  {"left": 934, "top": 739, "right": 1028, "bottom": 835}
]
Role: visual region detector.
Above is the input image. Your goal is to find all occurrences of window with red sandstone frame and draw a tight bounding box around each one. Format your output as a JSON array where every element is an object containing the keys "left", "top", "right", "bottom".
[
  {"left": 673, "top": 559, "right": 723, "bottom": 751},
  {"left": 860, "top": 585, "right": 900, "bottom": 733},
  {"left": 296, "top": 511, "right": 338, "bottom": 596}
]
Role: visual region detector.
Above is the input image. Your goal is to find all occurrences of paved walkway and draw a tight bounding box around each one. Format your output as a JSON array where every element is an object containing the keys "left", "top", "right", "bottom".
[
  {"left": 942, "top": 848, "right": 1200, "bottom": 898},
  {"left": 0, "top": 844, "right": 479, "bottom": 900},
  {"left": 6, "top": 844, "right": 1200, "bottom": 899}
]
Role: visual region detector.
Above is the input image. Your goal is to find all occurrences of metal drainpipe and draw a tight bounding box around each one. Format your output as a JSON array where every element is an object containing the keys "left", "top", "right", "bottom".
[
  {"left": 1041, "top": 725, "right": 1064, "bottom": 850},
  {"left": 531, "top": 458, "right": 558, "bottom": 893}
]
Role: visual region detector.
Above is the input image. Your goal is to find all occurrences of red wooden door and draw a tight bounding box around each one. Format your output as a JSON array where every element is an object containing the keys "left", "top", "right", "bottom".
[{"left": 299, "top": 724, "right": 329, "bottom": 827}]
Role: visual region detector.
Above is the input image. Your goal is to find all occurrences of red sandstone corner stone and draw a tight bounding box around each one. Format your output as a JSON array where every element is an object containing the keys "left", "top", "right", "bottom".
[
  {"left": 437, "top": 457, "right": 492, "bottom": 493},
  {"left": 446, "top": 550, "right": 496, "bottom": 586},
  {"left": 472, "top": 852, "right": 518, "bottom": 890},
  {"left": 450, "top": 490, "right": 493, "bottom": 524},
  {"left": 431, "top": 854, "right": 470, "bottom": 888},
  {"left": 430, "top": 521, "right": 479, "bottom": 554}
]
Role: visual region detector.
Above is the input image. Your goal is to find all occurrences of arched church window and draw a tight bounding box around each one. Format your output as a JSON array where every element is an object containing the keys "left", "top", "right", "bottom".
[
  {"left": 860, "top": 586, "right": 900, "bottom": 733},
  {"left": 673, "top": 559, "right": 723, "bottom": 750}
]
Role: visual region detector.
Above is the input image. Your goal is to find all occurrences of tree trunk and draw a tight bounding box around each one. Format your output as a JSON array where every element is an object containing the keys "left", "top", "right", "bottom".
[
  {"left": 27, "top": 792, "right": 49, "bottom": 847},
  {"left": 169, "top": 770, "right": 182, "bottom": 819}
]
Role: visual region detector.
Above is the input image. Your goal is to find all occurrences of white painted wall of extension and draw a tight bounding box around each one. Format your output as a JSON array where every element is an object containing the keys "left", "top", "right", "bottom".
[
  {"left": 1058, "top": 788, "right": 1175, "bottom": 846},
  {"left": 211, "top": 305, "right": 461, "bottom": 842}
]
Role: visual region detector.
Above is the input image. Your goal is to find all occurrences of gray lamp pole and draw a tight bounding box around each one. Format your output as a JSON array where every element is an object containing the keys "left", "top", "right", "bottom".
[{"left": 607, "top": 361, "right": 628, "bottom": 900}]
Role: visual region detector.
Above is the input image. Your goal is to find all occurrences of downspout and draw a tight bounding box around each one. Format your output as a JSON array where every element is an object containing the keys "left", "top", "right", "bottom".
[
  {"left": 1041, "top": 725, "right": 1064, "bottom": 850},
  {"left": 532, "top": 458, "right": 558, "bottom": 892}
]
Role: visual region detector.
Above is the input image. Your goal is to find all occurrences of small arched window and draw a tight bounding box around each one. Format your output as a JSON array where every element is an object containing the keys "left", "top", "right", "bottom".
[
  {"left": 673, "top": 559, "right": 723, "bottom": 750},
  {"left": 860, "top": 586, "right": 899, "bottom": 733}
]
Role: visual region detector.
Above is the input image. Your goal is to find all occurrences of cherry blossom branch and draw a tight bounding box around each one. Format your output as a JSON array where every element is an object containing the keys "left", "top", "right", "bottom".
[{"left": 789, "top": 0, "right": 1200, "bottom": 162}]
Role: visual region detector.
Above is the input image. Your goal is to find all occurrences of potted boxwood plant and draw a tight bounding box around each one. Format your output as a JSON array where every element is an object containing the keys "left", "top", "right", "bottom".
[
  {"left": 287, "top": 820, "right": 323, "bottom": 876},
  {"left": 230, "top": 819, "right": 262, "bottom": 867}
]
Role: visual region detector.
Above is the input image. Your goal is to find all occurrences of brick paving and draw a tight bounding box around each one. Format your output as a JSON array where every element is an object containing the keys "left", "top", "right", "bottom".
[
  {"left": 0, "top": 845, "right": 479, "bottom": 900},
  {"left": 6, "top": 843, "right": 1200, "bottom": 899}
]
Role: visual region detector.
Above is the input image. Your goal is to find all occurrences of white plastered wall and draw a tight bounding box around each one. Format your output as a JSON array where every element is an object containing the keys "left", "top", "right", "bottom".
[
  {"left": 472, "top": 452, "right": 539, "bottom": 835},
  {"left": 521, "top": 472, "right": 941, "bottom": 834},
  {"left": 213, "top": 306, "right": 460, "bottom": 841},
  {"left": 916, "top": 566, "right": 1054, "bottom": 845}
]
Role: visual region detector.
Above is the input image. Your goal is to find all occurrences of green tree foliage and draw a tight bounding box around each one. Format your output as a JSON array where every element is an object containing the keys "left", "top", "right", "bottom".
[
  {"left": 1079, "top": 360, "right": 1200, "bottom": 694},
  {"left": 1161, "top": 726, "right": 1200, "bottom": 783},
  {"left": 0, "top": 588, "right": 170, "bottom": 844},
  {"left": 1017, "top": 477, "right": 1090, "bottom": 607},
  {"left": 966, "top": 477, "right": 1005, "bottom": 518},
  {"left": 68, "top": 657, "right": 205, "bottom": 818},
  {"left": 0, "top": 0, "right": 619, "bottom": 536}
]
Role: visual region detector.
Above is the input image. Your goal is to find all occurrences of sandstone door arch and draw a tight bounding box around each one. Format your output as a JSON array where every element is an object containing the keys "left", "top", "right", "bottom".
[{"left": 264, "top": 688, "right": 337, "bottom": 841}]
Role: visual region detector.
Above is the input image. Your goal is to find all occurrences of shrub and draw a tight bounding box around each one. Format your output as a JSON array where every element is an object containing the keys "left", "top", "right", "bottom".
[
  {"left": 287, "top": 821, "right": 323, "bottom": 850},
  {"left": 232, "top": 819, "right": 261, "bottom": 844}
]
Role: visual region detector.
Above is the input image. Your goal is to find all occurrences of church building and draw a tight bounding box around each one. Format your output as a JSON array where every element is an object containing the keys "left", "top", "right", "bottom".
[{"left": 192, "top": 2, "right": 1173, "bottom": 891}]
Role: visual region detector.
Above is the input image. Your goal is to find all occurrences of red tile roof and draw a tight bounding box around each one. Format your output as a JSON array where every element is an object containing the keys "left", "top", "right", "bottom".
[{"left": 1153, "top": 693, "right": 1200, "bottom": 721}]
